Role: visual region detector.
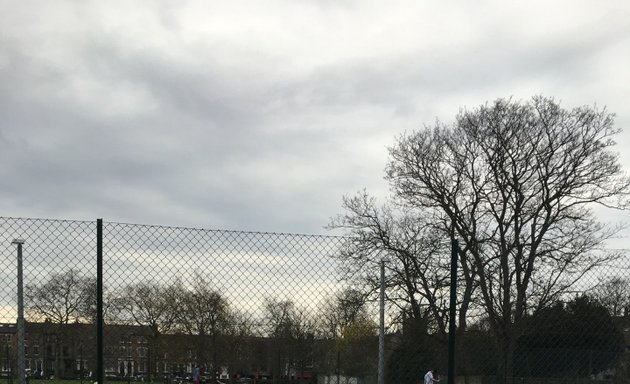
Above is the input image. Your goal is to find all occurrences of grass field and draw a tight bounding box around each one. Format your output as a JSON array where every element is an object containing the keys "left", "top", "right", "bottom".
[
  {"left": 0, "top": 380, "right": 141, "bottom": 384},
  {"left": 0, "top": 381, "right": 79, "bottom": 384}
]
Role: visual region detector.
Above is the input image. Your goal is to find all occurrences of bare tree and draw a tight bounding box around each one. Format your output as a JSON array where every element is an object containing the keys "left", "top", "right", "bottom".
[
  {"left": 116, "top": 280, "right": 179, "bottom": 380},
  {"left": 329, "top": 191, "right": 477, "bottom": 336},
  {"left": 221, "top": 309, "right": 259, "bottom": 377},
  {"left": 25, "top": 269, "right": 94, "bottom": 324},
  {"left": 318, "top": 287, "right": 372, "bottom": 339},
  {"left": 80, "top": 280, "right": 128, "bottom": 326},
  {"left": 317, "top": 287, "right": 378, "bottom": 379},
  {"left": 173, "top": 275, "right": 230, "bottom": 371},
  {"left": 592, "top": 276, "right": 630, "bottom": 317},
  {"left": 25, "top": 269, "right": 95, "bottom": 377},
  {"left": 263, "top": 298, "right": 316, "bottom": 381},
  {"left": 264, "top": 298, "right": 307, "bottom": 339},
  {"left": 385, "top": 96, "right": 630, "bottom": 382},
  {"left": 120, "top": 280, "right": 178, "bottom": 334}
]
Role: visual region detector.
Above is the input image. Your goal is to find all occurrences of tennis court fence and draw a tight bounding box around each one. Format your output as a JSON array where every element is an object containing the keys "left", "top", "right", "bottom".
[{"left": 1, "top": 217, "right": 629, "bottom": 384}]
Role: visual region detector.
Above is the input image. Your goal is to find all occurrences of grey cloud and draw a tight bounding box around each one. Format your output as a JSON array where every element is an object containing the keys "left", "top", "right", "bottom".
[{"left": 0, "top": 1, "right": 629, "bottom": 236}]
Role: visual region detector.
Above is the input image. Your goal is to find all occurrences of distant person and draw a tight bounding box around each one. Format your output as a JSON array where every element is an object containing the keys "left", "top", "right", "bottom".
[
  {"left": 424, "top": 369, "right": 439, "bottom": 384},
  {"left": 194, "top": 366, "right": 200, "bottom": 384}
]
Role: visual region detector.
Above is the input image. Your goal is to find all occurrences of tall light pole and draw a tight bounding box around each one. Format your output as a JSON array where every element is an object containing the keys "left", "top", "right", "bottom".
[{"left": 11, "top": 239, "right": 26, "bottom": 384}]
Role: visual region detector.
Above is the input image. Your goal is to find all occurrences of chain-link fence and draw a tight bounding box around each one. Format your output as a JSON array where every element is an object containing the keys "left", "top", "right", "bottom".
[{"left": 1, "top": 217, "right": 629, "bottom": 384}]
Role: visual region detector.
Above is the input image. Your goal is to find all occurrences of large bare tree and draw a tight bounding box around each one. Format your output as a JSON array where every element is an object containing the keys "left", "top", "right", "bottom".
[
  {"left": 25, "top": 269, "right": 94, "bottom": 324},
  {"left": 385, "top": 96, "right": 629, "bottom": 382},
  {"left": 25, "top": 269, "right": 96, "bottom": 377}
]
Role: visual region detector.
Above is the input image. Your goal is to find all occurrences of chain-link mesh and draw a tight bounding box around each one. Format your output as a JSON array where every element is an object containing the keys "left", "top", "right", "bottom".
[
  {"left": 102, "top": 222, "right": 351, "bottom": 384},
  {"left": 1, "top": 217, "right": 629, "bottom": 384},
  {"left": 0, "top": 218, "right": 97, "bottom": 384}
]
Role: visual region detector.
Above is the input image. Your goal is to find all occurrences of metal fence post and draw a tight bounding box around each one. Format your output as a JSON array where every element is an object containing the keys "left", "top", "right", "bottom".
[
  {"left": 447, "top": 239, "right": 458, "bottom": 384},
  {"left": 378, "top": 259, "right": 385, "bottom": 384},
  {"left": 97, "top": 219, "right": 104, "bottom": 384},
  {"left": 12, "top": 239, "right": 26, "bottom": 384}
]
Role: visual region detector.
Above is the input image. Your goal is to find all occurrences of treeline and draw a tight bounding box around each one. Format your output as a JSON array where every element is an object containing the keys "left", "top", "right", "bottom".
[
  {"left": 22, "top": 268, "right": 630, "bottom": 382},
  {"left": 24, "top": 270, "right": 378, "bottom": 380}
]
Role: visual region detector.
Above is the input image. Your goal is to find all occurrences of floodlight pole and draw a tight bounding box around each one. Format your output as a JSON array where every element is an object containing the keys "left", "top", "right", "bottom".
[{"left": 12, "top": 239, "right": 26, "bottom": 384}]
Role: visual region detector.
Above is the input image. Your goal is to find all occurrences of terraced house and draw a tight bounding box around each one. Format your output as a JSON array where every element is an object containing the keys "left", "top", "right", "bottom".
[{"left": 0, "top": 321, "right": 319, "bottom": 382}]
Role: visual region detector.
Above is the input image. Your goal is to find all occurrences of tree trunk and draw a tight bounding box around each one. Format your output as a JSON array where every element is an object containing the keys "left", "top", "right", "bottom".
[{"left": 497, "top": 331, "right": 516, "bottom": 384}]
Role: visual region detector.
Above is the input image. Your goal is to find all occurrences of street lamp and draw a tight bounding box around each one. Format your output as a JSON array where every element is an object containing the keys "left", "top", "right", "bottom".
[{"left": 11, "top": 239, "right": 26, "bottom": 384}]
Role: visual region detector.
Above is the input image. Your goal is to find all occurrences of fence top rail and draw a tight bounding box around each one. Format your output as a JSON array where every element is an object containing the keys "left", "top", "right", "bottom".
[{"left": 0, "top": 216, "right": 349, "bottom": 240}]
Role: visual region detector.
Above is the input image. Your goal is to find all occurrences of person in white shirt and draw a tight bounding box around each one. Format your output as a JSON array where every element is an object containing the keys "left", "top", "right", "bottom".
[{"left": 424, "top": 369, "right": 440, "bottom": 384}]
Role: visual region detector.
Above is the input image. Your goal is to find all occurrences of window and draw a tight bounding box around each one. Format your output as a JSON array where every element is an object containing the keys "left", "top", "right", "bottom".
[{"left": 76, "top": 360, "right": 87, "bottom": 371}]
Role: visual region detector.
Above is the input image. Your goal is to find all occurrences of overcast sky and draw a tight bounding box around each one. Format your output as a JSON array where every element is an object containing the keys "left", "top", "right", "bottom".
[{"left": 1, "top": 1, "right": 629, "bottom": 238}]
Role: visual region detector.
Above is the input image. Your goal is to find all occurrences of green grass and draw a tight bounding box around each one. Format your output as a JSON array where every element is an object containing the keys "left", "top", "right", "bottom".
[
  {"left": 1, "top": 380, "right": 86, "bottom": 384},
  {"left": 0, "top": 380, "right": 146, "bottom": 384}
]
